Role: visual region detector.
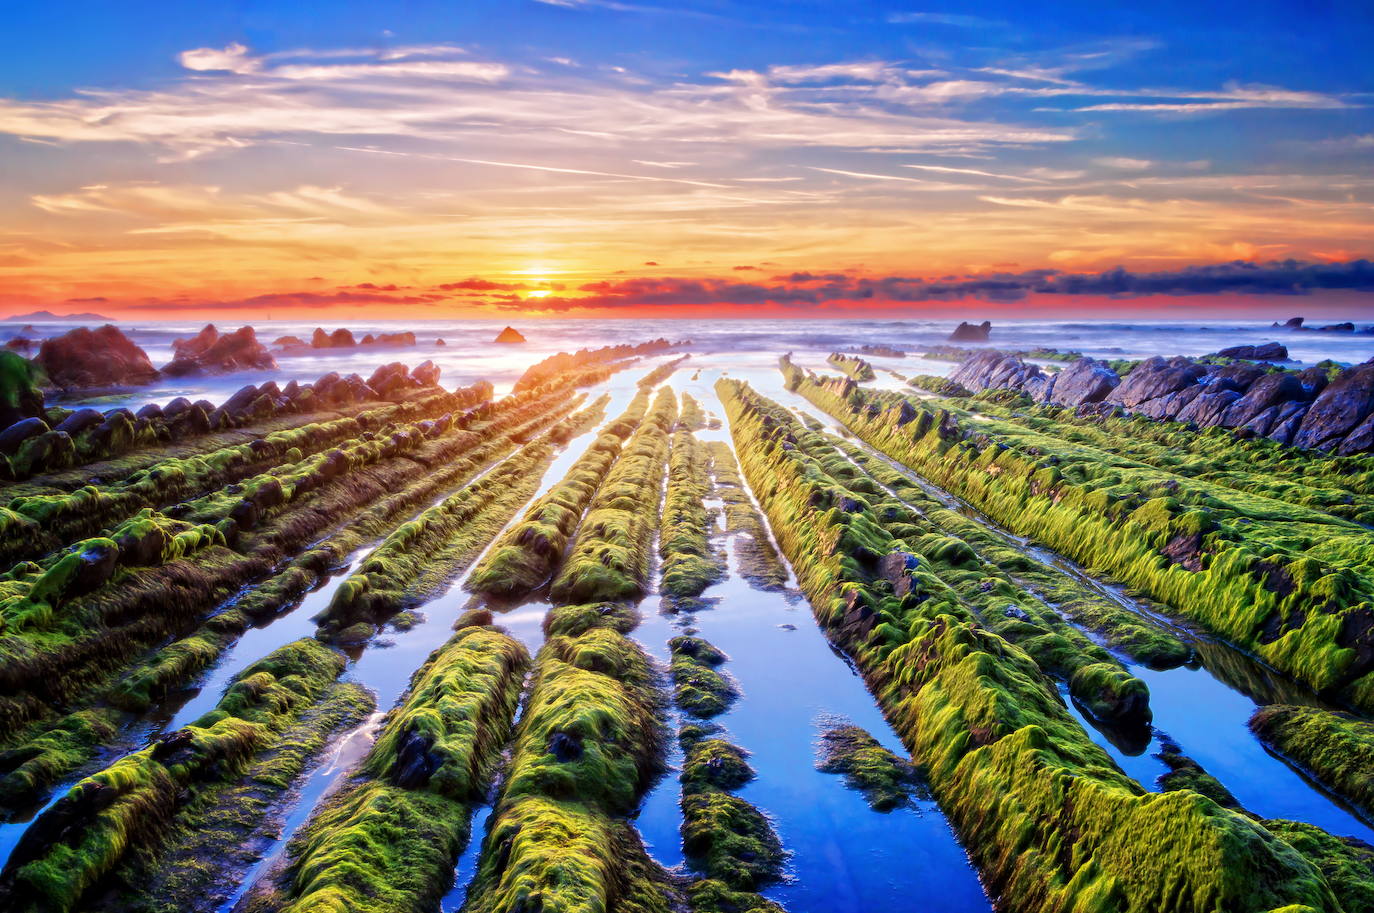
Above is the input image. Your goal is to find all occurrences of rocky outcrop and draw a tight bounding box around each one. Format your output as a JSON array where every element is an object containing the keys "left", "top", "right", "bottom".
[
  {"left": 36, "top": 325, "right": 158, "bottom": 390},
  {"left": 1272, "top": 317, "right": 1304, "bottom": 329},
  {"left": 163, "top": 324, "right": 277, "bottom": 376},
  {"left": 1220, "top": 373, "right": 1311, "bottom": 429},
  {"left": 934, "top": 347, "right": 1374, "bottom": 454},
  {"left": 947, "top": 320, "right": 991, "bottom": 342},
  {"left": 1293, "top": 364, "right": 1374, "bottom": 451},
  {"left": 494, "top": 326, "right": 527, "bottom": 344},
  {"left": 1048, "top": 358, "right": 1119, "bottom": 407},
  {"left": 312, "top": 327, "right": 357, "bottom": 349},
  {"left": 1216, "top": 342, "right": 1287, "bottom": 361},
  {"left": 1106, "top": 357, "right": 1206, "bottom": 411}
]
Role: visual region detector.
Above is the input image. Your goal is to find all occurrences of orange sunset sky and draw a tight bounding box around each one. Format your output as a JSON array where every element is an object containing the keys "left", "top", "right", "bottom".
[{"left": 1, "top": 2, "right": 1371, "bottom": 319}]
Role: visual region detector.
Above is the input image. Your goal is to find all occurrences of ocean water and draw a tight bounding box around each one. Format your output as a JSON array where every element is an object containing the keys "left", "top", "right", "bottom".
[{"left": 8, "top": 317, "right": 1374, "bottom": 412}]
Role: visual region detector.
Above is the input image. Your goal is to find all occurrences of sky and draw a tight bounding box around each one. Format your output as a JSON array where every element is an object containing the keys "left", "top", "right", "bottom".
[{"left": 0, "top": 0, "right": 1372, "bottom": 319}]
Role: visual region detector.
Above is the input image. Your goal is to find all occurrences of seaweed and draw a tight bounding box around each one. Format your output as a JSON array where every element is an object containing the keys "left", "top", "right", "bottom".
[{"left": 719, "top": 375, "right": 1345, "bottom": 913}]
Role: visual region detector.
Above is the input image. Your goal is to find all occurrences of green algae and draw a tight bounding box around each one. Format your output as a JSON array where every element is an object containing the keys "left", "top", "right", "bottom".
[
  {"left": 255, "top": 622, "right": 529, "bottom": 913},
  {"left": 550, "top": 388, "right": 677, "bottom": 604},
  {"left": 1250, "top": 704, "right": 1374, "bottom": 820},
  {"left": 670, "top": 635, "right": 737, "bottom": 718},
  {"left": 463, "top": 602, "right": 679, "bottom": 913},
  {"left": 816, "top": 722, "right": 923, "bottom": 811},
  {"left": 909, "top": 374, "right": 972, "bottom": 397},
  {"left": 121, "top": 681, "right": 374, "bottom": 913},
  {"left": 467, "top": 432, "right": 622, "bottom": 598},
  {"left": 316, "top": 437, "right": 560, "bottom": 637},
  {"left": 660, "top": 429, "right": 726, "bottom": 599},
  {"left": 781, "top": 360, "right": 1374, "bottom": 713},
  {"left": 1261, "top": 820, "right": 1374, "bottom": 913},
  {"left": 719, "top": 375, "right": 1346, "bottom": 913},
  {"left": 0, "top": 639, "right": 345, "bottom": 913},
  {"left": 0, "top": 385, "right": 580, "bottom": 805},
  {"left": 826, "top": 352, "right": 875, "bottom": 382}
]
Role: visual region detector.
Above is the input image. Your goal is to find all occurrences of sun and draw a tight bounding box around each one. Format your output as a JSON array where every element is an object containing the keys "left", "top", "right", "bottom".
[{"left": 525, "top": 289, "right": 551, "bottom": 299}]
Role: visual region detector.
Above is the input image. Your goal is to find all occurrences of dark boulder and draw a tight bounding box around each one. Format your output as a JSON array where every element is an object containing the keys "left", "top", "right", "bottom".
[
  {"left": 1272, "top": 317, "right": 1304, "bottom": 329},
  {"left": 879, "top": 551, "right": 922, "bottom": 599},
  {"left": 1204, "top": 363, "right": 1267, "bottom": 394},
  {"left": 1292, "top": 364, "right": 1374, "bottom": 451},
  {"left": 1106, "top": 357, "right": 1205, "bottom": 410},
  {"left": 1049, "top": 358, "right": 1119, "bottom": 407},
  {"left": 390, "top": 729, "right": 440, "bottom": 789},
  {"left": 1316, "top": 322, "right": 1355, "bottom": 333},
  {"left": 1175, "top": 389, "right": 1242, "bottom": 428},
  {"left": 1216, "top": 342, "right": 1288, "bottom": 361},
  {"left": 548, "top": 730, "right": 583, "bottom": 762},
  {"left": 947, "top": 320, "right": 991, "bottom": 342},
  {"left": 1294, "top": 366, "right": 1331, "bottom": 397},
  {"left": 1338, "top": 413, "right": 1374, "bottom": 456},
  {"left": 222, "top": 384, "right": 261, "bottom": 417},
  {"left": 36, "top": 325, "right": 159, "bottom": 390},
  {"left": 0, "top": 416, "right": 49, "bottom": 455},
  {"left": 12, "top": 430, "right": 75, "bottom": 475},
  {"left": 330, "top": 328, "right": 356, "bottom": 348},
  {"left": 54, "top": 408, "right": 104, "bottom": 437},
  {"left": 1220, "top": 373, "right": 1309, "bottom": 429},
  {"left": 366, "top": 362, "right": 413, "bottom": 397}
]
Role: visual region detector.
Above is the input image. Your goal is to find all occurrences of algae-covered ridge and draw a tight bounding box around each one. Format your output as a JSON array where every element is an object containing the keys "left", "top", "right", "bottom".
[
  {"left": 0, "top": 638, "right": 354, "bottom": 913},
  {"left": 247, "top": 618, "right": 530, "bottom": 913},
  {"left": 0, "top": 364, "right": 625, "bottom": 820},
  {"left": 719, "top": 374, "right": 1357, "bottom": 913},
  {"left": 549, "top": 386, "right": 678, "bottom": 604},
  {"left": 780, "top": 356, "right": 1374, "bottom": 714}
]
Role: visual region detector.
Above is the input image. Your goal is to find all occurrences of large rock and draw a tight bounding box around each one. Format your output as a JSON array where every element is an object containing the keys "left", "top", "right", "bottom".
[
  {"left": 36, "top": 325, "right": 158, "bottom": 389},
  {"left": 1293, "top": 364, "right": 1374, "bottom": 451},
  {"left": 1220, "top": 372, "right": 1310, "bottom": 429},
  {"left": 311, "top": 328, "right": 358, "bottom": 349},
  {"left": 412, "top": 360, "right": 441, "bottom": 387},
  {"left": 0, "top": 416, "right": 48, "bottom": 455},
  {"left": 1338, "top": 413, "right": 1374, "bottom": 455},
  {"left": 164, "top": 324, "right": 277, "bottom": 375},
  {"left": 1216, "top": 342, "right": 1288, "bottom": 361},
  {"left": 1272, "top": 317, "right": 1304, "bottom": 329},
  {"left": 949, "top": 350, "right": 1043, "bottom": 394},
  {"left": 947, "top": 320, "right": 991, "bottom": 342},
  {"left": 1175, "top": 388, "right": 1242, "bottom": 428},
  {"left": 0, "top": 350, "right": 45, "bottom": 429},
  {"left": 1049, "top": 358, "right": 1119, "bottom": 407},
  {"left": 1106, "top": 357, "right": 1205, "bottom": 410},
  {"left": 494, "top": 326, "right": 526, "bottom": 344}
]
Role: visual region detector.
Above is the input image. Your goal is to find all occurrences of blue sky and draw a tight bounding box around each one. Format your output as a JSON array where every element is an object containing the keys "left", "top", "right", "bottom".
[{"left": 0, "top": 1, "right": 1370, "bottom": 315}]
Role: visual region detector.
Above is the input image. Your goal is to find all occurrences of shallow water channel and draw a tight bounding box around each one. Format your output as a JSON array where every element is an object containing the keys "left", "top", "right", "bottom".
[{"left": 774, "top": 378, "right": 1374, "bottom": 842}]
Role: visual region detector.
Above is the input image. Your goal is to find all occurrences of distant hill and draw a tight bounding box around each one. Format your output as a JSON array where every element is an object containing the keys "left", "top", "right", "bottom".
[{"left": 3, "top": 310, "right": 113, "bottom": 322}]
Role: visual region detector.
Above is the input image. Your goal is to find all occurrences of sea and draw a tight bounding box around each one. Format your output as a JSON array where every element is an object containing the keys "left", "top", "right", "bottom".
[{"left": 7, "top": 317, "right": 1374, "bottom": 412}]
